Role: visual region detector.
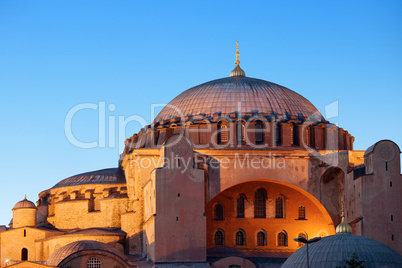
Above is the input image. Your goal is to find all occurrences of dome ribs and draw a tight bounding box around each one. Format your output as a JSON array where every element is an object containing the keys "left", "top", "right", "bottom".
[{"left": 154, "top": 77, "right": 322, "bottom": 122}]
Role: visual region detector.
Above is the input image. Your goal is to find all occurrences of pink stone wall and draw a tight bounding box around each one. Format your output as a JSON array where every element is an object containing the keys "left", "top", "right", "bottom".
[
  {"left": 359, "top": 141, "right": 402, "bottom": 254},
  {"left": 153, "top": 135, "right": 206, "bottom": 262}
]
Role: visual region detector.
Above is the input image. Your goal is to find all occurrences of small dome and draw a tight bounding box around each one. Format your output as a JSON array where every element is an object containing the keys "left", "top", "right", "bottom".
[
  {"left": 47, "top": 240, "right": 122, "bottom": 266},
  {"left": 282, "top": 233, "right": 402, "bottom": 268},
  {"left": 12, "top": 196, "right": 36, "bottom": 210},
  {"left": 52, "top": 168, "right": 126, "bottom": 189}
]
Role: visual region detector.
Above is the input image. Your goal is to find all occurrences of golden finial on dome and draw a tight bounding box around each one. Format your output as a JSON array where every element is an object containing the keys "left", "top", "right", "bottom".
[
  {"left": 336, "top": 201, "right": 352, "bottom": 234},
  {"left": 24, "top": 194, "right": 27, "bottom": 200},
  {"left": 235, "top": 41, "right": 240, "bottom": 66},
  {"left": 230, "top": 41, "right": 246, "bottom": 77}
]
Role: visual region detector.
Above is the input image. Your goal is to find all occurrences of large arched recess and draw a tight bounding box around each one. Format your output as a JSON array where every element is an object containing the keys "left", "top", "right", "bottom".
[{"left": 205, "top": 179, "right": 335, "bottom": 250}]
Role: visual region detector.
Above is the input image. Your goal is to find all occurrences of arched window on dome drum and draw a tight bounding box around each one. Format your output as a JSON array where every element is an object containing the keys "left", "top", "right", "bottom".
[
  {"left": 236, "top": 230, "right": 246, "bottom": 246},
  {"left": 236, "top": 121, "right": 245, "bottom": 145},
  {"left": 298, "top": 206, "right": 306, "bottom": 220},
  {"left": 255, "top": 120, "right": 264, "bottom": 145},
  {"left": 21, "top": 248, "right": 28, "bottom": 261},
  {"left": 214, "top": 203, "right": 224, "bottom": 220},
  {"left": 292, "top": 123, "right": 299, "bottom": 146},
  {"left": 87, "top": 257, "right": 102, "bottom": 268},
  {"left": 217, "top": 122, "right": 229, "bottom": 144},
  {"left": 254, "top": 188, "right": 267, "bottom": 218},
  {"left": 278, "top": 232, "right": 288, "bottom": 247},
  {"left": 275, "top": 122, "right": 281, "bottom": 146},
  {"left": 236, "top": 195, "right": 245, "bottom": 218},
  {"left": 275, "top": 197, "right": 284, "bottom": 218},
  {"left": 257, "top": 231, "right": 266, "bottom": 246},
  {"left": 297, "top": 232, "right": 307, "bottom": 248},
  {"left": 214, "top": 230, "right": 224, "bottom": 245}
]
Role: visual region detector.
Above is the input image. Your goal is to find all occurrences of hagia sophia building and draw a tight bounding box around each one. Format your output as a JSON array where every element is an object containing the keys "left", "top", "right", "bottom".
[{"left": 0, "top": 44, "right": 401, "bottom": 268}]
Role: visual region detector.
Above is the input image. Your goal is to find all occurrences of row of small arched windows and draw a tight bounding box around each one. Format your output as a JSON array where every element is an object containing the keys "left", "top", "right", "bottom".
[
  {"left": 214, "top": 229, "right": 291, "bottom": 247},
  {"left": 217, "top": 120, "right": 265, "bottom": 145},
  {"left": 213, "top": 189, "right": 306, "bottom": 220},
  {"left": 217, "top": 120, "right": 302, "bottom": 146}
]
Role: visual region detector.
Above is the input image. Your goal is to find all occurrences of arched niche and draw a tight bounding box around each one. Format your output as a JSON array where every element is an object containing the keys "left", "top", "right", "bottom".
[{"left": 320, "top": 166, "right": 345, "bottom": 226}]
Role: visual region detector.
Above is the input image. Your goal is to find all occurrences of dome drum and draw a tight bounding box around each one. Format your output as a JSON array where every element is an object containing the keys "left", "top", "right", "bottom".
[{"left": 122, "top": 110, "right": 354, "bottom": 156}]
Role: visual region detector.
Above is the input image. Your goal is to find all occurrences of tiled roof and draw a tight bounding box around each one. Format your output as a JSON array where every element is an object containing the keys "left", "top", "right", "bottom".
[
  {"left": 155, "top": 76, "right": 321, "bottom": 123},
  {"left": 65, "top": 227, "right": 126, "bottom": 236},
  {"left": 52, "top": 168, "right": 126, "bottom": 189},
  {"left": 13, "top": 198, "right": 36, "bottom": 210}
]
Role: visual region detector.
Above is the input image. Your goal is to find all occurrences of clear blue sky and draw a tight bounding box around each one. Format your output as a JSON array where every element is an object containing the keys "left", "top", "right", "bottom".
[{"left": 0, "top": 1, "right": 401, "bottom": 225}]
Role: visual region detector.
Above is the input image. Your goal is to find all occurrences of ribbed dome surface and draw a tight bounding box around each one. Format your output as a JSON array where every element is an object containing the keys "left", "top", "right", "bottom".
[
  {"left": 154, "top": 76, "right": 321, "bottom": 123},
  {"left": 282, "top": 234, "right": 402, "bottom": 268},
  {"left": 13, "top": 198, "right": 36, "bottom": 210},
  {"left": 47, "top": 240, "right": 122, "bottom": 266},
  {"left": 52, "top": 168, "right": 125, "bottom": 189}
]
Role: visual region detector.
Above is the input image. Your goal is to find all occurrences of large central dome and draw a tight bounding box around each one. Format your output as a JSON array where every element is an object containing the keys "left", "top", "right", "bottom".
[{"left": 154, "top": 76, "right": 321, "bottom": 123}]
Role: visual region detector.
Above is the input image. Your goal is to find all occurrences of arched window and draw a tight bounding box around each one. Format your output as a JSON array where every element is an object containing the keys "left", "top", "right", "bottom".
[
  {"left": 214, "top": 203, "right": 224, "bottom": 220},
  {"left": 257, "top": 231, "right": 266, "bottom": 246},
  {"left": 275, "top": 196, "right": 283, "bottom": 218},
  {"left": 278, "top": 232, "right": 288, "bottom": 247},
  {"left": 87, "top": 257, "right": 102, "bottom": 268},
  {"left": 236, "top": 195, "right": 245, "bottom": 218},
  {"left": 236, "top": 230, "right": 246, "bottom": 246},
  {"left": 94, "top": 196, "right": 101, "bottom": 211},
  {"left": 298, "top": 206, "right": 305, "bottom": 219},
  {"left": 214, "top": 230, "right": 224, "bottom": 245},
  {"left": 21, "top": 248, "right": 28, "bottom": 261},
  {"left": 275, "top": 122, "right": 281, "bottom": 145},
  {"left": 297, "top": 232, "right": 307, "bottom": 248},
  {"left": 254, "top": 188, "right": 266, "bottom": 218},
  {"left": 237, "top": 121, "right": 245, "bottom": 145},
  {"left": 292, "top": 123, "right": 299, "bottom": 146},
  {"left": 255, "top": 120, "right": 264, "bottom": 145},
  {"left": 217, "top": 121, "right": 229, "bottom": 144}
]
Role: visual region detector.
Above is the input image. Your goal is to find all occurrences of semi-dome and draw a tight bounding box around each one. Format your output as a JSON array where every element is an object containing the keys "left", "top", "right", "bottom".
[
  {"left": 154, "top": 76, "right": 322, "bottom": 123},
  {"left": 13, "top": 196, "right": 36, "bottom": 210},
  {"left": 47, "top": 240, "right": 122, "bottom": 266},
  {"left": 52, "top": 168, "right": 126, "bottom": 189}
]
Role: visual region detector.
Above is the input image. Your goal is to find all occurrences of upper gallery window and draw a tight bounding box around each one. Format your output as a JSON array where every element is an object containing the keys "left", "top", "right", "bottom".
[
  {"left": 214, "top": 203, "right": 224, "bottom": 220},
  {"left": 254, "top": 188, "right": 267, "bottom": 218}
]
